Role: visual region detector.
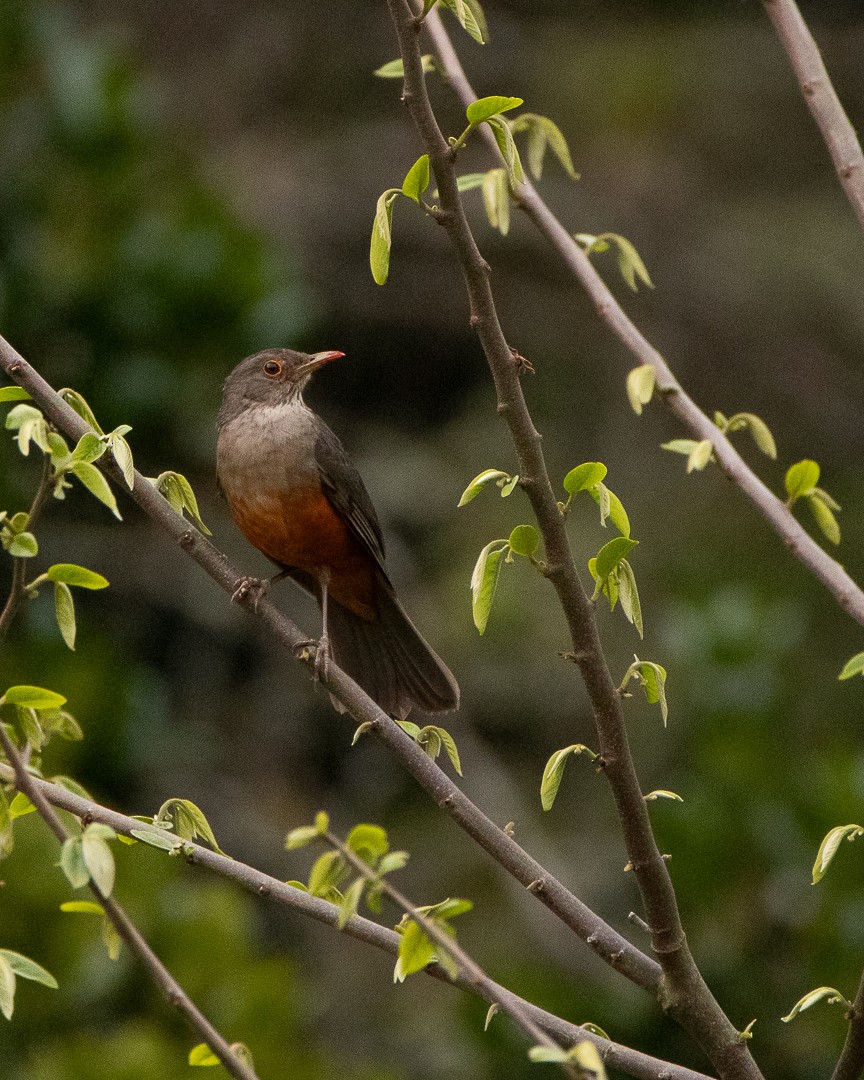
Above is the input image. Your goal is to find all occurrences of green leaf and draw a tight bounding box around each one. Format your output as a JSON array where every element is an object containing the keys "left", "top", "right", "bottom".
[
  {"left": 337, "top": 877, "right": 366, "bottom": 929},
  {"left": 394, "top": 920, "right": 436, "bottom": 982},
  {"left": 285, "top": 825, "right": 319, "bottom": 850},
  {"left": 466, "top": 96, "right": 523, "bottom": 125},
  {"left": 402, "top": 155, "right": 431, "bottom": 204},
  {"left": 60, "top": 837, "right": 90, "bottom": 889},
  {"left": 69, "top": 433, "right": 106, "bottom": 465},
  {"left": 151, "top": 472, "right": 211, "bottom": 534},
  {"left": 662, "top": 439, "right": 699, "bottom": 456},
  {"left": 8, "top": 792, "right": 35, "bottom": 820},
  {"left": 54, "top": 583, "right": 76, "bottom": 650},
  {"left": 687, "top": 440, "right": 713, "bottom": 473},
  {"left": 0, "top": 951, "right": 57, "bottom": 990},
  {"left": 157, "top": 798, "right": 224, "bottom": 854},
  {"left": 439, "top": 0, "right": 486, "bottom": 44},
  {"left": 540, "top": 744, "right": 597, "bottom": 811},
  {"left": 346, "top": 824, "right": 389, "bottom": 864},
  {"left": 107, "top": 433, "right": 135, "bottom": 490},
  {"left": 484, "top": 115, "right": 524, "bottom": 187},
  {"left": 563, "top": 462, "right": 607, "bottom": 495},
  {"left": 458, "top": 469, "right": 509, "bottom": 506},
  {"left": 726, "top": 412, "right": 777, "bottom": 459},
  {"left": 785, "top": 459, "right": 820, "bottom": 503},
  {"left": 617, "top": 560, "right": 643, "bottom": 638},
  {"left": 626, "top": 365, "right": 656, "bottom": 415},
  {"left": 70, "top": 462, "right": 121, "bottom": 519},
  {"left": 470, "top": 540, "right": 508, "bottom": 634},
  {"left": 500, "top": 475, "right": 519, "bottom": 497},
  {"left": 839, "top": 652, "right": 864, "bottom": 680},
  {"left": 455, "top": 172, "right": 487, "bottom": 192},
  {"left": 0, "top": 954, "right": 15, "bottom": 1020},
  {"left": 59, "top": 389, "right": 103, "bottom": 435},
  {"left": 374, "top": 55, "right": 435, "bottom": 79},
  {"left": 0, "top": 386, "right": 31, "bottom": 403},
  {"left": 307, "top": 851, "right": 347, "bottom": 899},
  {"left": 370, "top": 190, "right": 396, "bottom": 286},
  {"left": 508, "top": 524, "right": 539, "bottom": 557},
  {"left": 782, "top": 986, "right": 850, "bottom": 1023},
  {"left": 378, "top": 850, "right": 410, "bottom": 877},
  {"left": 812, "top": 824, "right": 864, "bottom": 883},
  {"left": 47, "top": 564, "right": 109, "bottom": 589},
  {"left": 314, "top": 810, "right": 329, "bottom": 834},
  {"left": 808, "top": 492, "right": 841, "bottom": 545},
  {"left": 434, "top": 726, "right": 462, "bottom": 776},
  {"left": 629, "top": 659, "right": 667, "bottom": 723},
  {"left": 570, "top": 1041, "right": 608, "bottom": 1079},
  {"left": 129, "top": 829, "right": 178, "bottom": 852},
  {"left": 101, "top": 918, "right": 122, "bottom": 961},
  {"left": 16, "top": 707, "right": 44, "bottom": 752},
  {"left": 510, "top": 113, "right": 579, "bottom": 181},
  {"left": 645, "top": 790, "right": 683, "bottom": 802},
  {"left": 484, "top": 1003, "right": 499, "bottom": 1031},
  {"left": 60, "top": 900, "right": 106, "bottom": 915},
  {"left": 189, "top": 1043, "right": 220, "bottom": 1067},
  {"left": 7, "top": 532, "right": 37, "bottom": 558},
  {"left": 3, "top": 686, "right": 66, "bottom": 710},
  {"left": 595, "top": 537, "right": 638, "bottom": 582},
  {"left": 589, "top": 484, "right": 631, "bottom": 538},
  {"left": 481, "top": 168, "right": 510, "bottom": 235},
  {"left": 82, "top": 832, "right": 116, "bottom": 896},
  {"left": 527, "top": 1046, "right": 569, "bottom": 1064}
]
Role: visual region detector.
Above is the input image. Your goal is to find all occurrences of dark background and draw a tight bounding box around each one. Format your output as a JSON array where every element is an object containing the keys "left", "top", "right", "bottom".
[{"left": 2, "top": 1, "right": 864, "bottom": 1077}]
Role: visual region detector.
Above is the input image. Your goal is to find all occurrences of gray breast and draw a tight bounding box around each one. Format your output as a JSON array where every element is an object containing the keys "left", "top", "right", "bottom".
[{"left": 216, "top": 399, "right": 320, "bottom": 499}]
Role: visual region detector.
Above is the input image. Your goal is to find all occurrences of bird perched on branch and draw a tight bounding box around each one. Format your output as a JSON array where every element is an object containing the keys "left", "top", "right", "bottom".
[{"left": 216, "top": 348, "right": 459, "bottom": 719}]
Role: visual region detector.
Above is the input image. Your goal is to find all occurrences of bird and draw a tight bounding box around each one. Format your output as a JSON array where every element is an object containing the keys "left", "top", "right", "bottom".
[{"left": 216, "top": 347, "right": 460, "bottom": 719}]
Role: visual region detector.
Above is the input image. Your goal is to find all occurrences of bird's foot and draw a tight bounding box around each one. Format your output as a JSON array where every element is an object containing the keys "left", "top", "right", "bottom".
[
  {"left": 292, "top": 635, "right": 330, "bottom": 682},
  {"left": 231, "top": 575, "right": 270, "bottom": 611}
]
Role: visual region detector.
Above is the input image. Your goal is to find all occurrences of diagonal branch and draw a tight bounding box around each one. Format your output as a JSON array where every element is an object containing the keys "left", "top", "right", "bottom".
[
  {"left": 383, "top": 5, "right": 762, "bottom": 1078},
  {"left": 0, "top": 763, "right": 715, "bottom": 1080},
  {"left": 0, "top": 334, "right": 660, "bottom": 996},
  {"left": 761, "top": 0, "right": 864, "bottom": 231},
  {"left": 0, "top": 731, "right": 259, "bottom": 1080},
  {"left": 831, "top": 965, "right": 864, "bottom": 1080},
  {"left": 422, "top": 5, "right": 864, "bottom": 631}
]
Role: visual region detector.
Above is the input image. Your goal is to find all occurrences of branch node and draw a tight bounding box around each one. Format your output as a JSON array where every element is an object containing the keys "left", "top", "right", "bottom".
[
  {"left": 469, "top": 314, "right": 481, "bottom": 329},
  {"left": 526, "top": 878, "right": 545, "bottom": 894},
  {"left": 258, "top": 883, "right": 270, "bottom": 896},
  {"left": 179, "top": 530, "right": 196, "bottom": 550},
  {"left": 628, "top": 911, "right": 651, "bottom": 936},
  {"left": 8, "top": 362, "right": 21, "bottom": 373}
]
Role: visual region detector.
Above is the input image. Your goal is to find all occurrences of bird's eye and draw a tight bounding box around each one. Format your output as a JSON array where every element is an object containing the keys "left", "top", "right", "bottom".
[{"left": 263, "top": 359, "right": 282, "bottom": 377}]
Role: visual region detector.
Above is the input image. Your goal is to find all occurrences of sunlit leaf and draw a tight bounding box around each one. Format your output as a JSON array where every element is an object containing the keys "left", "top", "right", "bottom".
[
  {"left": 812, "top": 824, "right": 864, "bottom": 883},
  {"left": 466, "top": 96, "right": 523, "bottom": 125},
  {"left": 470, "top": 540, "right": 508, "bottom": 634},
  {"left": 626, "top": 365, "right": 655, "bottom": 415},
  {"left": 508, "top": 524, "right": 539, "bottom": 557},
  {"left": 402, "top": 155, "right": 431, "bottom": 204},
  {"left": 781, "top": 986, "right": 849, "bottom": 1023},
  {"left": 540, "top": 744, "right": 597, "bottom": 811},
  {"left": 563, "top": 462, "right": 607, "bottom": 495},
  {"left": 458, "top": 469, "right": 509, "bottom": 507},
  {"left": 785, "top": 459, "right": 820, "bottom": 503}
]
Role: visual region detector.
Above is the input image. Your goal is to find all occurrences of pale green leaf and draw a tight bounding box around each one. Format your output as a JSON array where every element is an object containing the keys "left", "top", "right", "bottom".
[
  {"left": 54, "top": 582, "right": 76, "bottom": 650},
  {"left": 687, "top": 440, "right": 713, "bottom": 472},
  {"left": 812, "top": 824, "right": 864, "bottom": 883},
  {"left": 540, "top": 744, "right": 597, "bottom": 811},
  {"left": 727, "top": 412, "right": 777, "bottom": 459},
  {"left": 508, "top": 524, "right": 539, "bottom": 557},
  {"left": 782, "top": 986, "right": 849, "bottom": 1023},
  {"left": 373, "top": 56, "right": 434, "bottom": 78},
  {"left": 455, "top": 172, "right": 486, "bottom": 192},
  {"left": 3, "top": 686, "right": 66, "bottom": 710},
  {"left": 402, "top": 155, "right": 431, "bottom": 204},
  {"left": 370, "top": 190, "right": 395, "bottom": 286},
  {"left": 189, "top": 1043, "right": 220, "bottom": 1067},
  {"left": 839, "top": 652, "right": 864, "bottom": 680},
  {"left": 645, "top": 790, "right": 683, "bottom": 802},
  {"left": 563, "top": 462, "right": 607, "bottom": 495},
  {"left": 662, "top": 439, "right": 699, "bottom": 456},
  {"left": 8, "top": 792, "right": 35, "bottom": 820},
  {"left": 808, "top": 492, "right": 841, "bottom": 545},
  {"left": 285, "top": 825, "right": 319, "bottom": 850},
  {"left": 60, "top": 838, "right": 90, "bottom": 889},
  {"left": 458, "top": 469, "right": 509, "bottom": 506},
  {"left": 470, "top": 540, "right": 508, "bottom": 635},
  {"left": 0, "top": 954, "right": 15, "bottom": 1020},
  {"left": 785, "top": 459, "right": 820, "bottom": 503},
  {"left": 47, "top": 564, "right": 108, "bottom": 589},
  {"left": 71, "top": 462, "right": 121, "bottom": 519},
  {"left": 466, "top": 96, "right": 523, "bottom": 125},
  {"left": 60, "top": 900, "right": 105, "bottom": 915},
  {"left": 82, "top": 835, "right": 115, "bottom": 897},
  {"left": 481, "top": 168, "right": 510, "bottom": 235},
  {"left": 439, "top": 0, "right": 485, "bottom": 43},
  {"left": 484, "top": 115, "right": 523, "bottom": 187},
  {"left": 626, "top": 365, "right": 655, "bottom": 415},
  {"left": 337, "top": 877, "right": 366, "bottom": 929},
  {"left": 595, "top": 537, "right": 638, "bottom": 582},
  {"left": 0, "top": 951, "right": 57, "bottom": 989},
  {"left": 129, "top": 828, "right": 178, "bottom": 852},
  {"left": 7, "top": 532, "right": 37, "bottom": 558},
  {"left": 394, "top": 920, "right": 436, "bottom": 982},
  {"left": 617, "top": 559, "right": 643, "bottom": 638},
  {"left": 589, "top": 484, "right": 631, "bottom": 538},
  {"left": 346, "top": 824, "right": 389, "bottom": 864},
  {"left": 59, "top": 389, "right": 103, "bottom": 434},
  {"left": 0, "top": 386, "right": 31, "bottom": 402}
]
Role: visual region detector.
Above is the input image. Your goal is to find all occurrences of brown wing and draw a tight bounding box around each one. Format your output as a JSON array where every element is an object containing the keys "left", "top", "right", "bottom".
[{"left": 313, "top": 424, "right": 388, "bottom": 576}]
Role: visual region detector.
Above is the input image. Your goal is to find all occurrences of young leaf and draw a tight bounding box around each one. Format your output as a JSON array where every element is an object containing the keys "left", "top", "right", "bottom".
[
  {"left": 508, "top": 524, "right": 539, "bottom": 557},
  {"left": 812, "top": 824, "right": 864, "bottom": 883},
  {"left": 527, "top": 1046, "right": 570, "bottom": 1064},
  {"left": 47, "top": 564, "right": 109, "bottom": 589},
  {"left": 458, "top": 469, "right": 509, "bottom": 506},
  {"left": 69, "top": 433, "right": 107, "bottom": 465},
  {"left": 60, "top": 837, "right": 90, "bottom": 889},
  {"left": 484, "top": 1003, "right": 499, "bottom": 1031},
  {"left": 337, "top": 877, "right": 366, "bottom": 930},
  {"left": 3, "top": 686, "right": 66, "bottom": 710},
  {"left": 0, "top": 951, "right": 58, "bottom": 989},
  {"left": 107, "top": 432, "right": 135, "bottom": 490},
  {"left": 466, "top": 96, "right": 523, "bottom": 126},
  {"left": 645, "top": 790, "right": 683, "bottom": 802},
  {"left": 129, "top": 829, "right": 179, "bottom": 852},
  {"left": 510, "top": 113, "right": 578, "bottom": 180},
  {"left": 629, "top": 659, "right": 667, "bottom": 724},
  {"left": 434, "top": 726, "right": 462, "bottom": 776},
  {"left": 541, "top": 744, "right": 597, "bottom": 811},
  {"left": 781, "top": 986, "right": 850, "bottom": 1023},
  {"left": 285, "top": 825, "right": 319, "bottom": 850},
  {"left": 808, "top": 492, "right": 841, "bottom": 545},
  {"left": 484, "top": 115, "right": 524, "bottom": 187},
  {"left": 662, "top": 439, "right": 699, "bottom": 457},
  {"left": 0, "top": 386, "right": 31, "bottom": 402},
  {"left": 374, "top": 55, "right": 435, "bottom": 79},
  {"left": 151, "top": 472, "right": 211, "bottom": 535},
  {"left": 70, "top": 462, "right": 121, "bottom": 519},
  {"left": 7, "top": 533, "right": 37, "bottom": 558},
  {"left": 470, "top": 540, "right": 508, "bottom": 634},
  {"left": 393, "top": 920, "right": 437, "bottom": 982},
  {"left": 687, "top": 440, "right": 713, "bottom": 473},
  {"left": 594, "top": 537, "right": 638, "bottom": 583},
  {"left": 563, "top": 462, "right": 607, "bottom": 495},
  {"left": 157, "top": 798, "right": 224, "bottom": 854},
  {"left": 402, "top": 155, "right": 431, "bottom": 204},
  {"left": 839, "top": 652, "right": 864, "bottom": 680},
  {"left": 82, "top": 829, "right": 116, "bottom": 896},
  {"left": 626, "top": 365, "right": 656, "bottom": 415},
  {"left": 439, "top": 0, "right": 486, "bottom": 44},
  {"left": 189, "top": 1043, "right": 220, "bottom": 1067},
  {"left": 481, "top": 168, "right": 510, "bottom": 235},
  {"left": 0, "top": 954, "right": 15, "bottom": 1020},
  {"left": 570, "top": 1041, "right": 608, "bottom": 1079},
  {"left": 616, "top": 560, "right": 643, "bottom": 638},
  {"left": 59, "top": 389, "right": 103, "bottom": 434},
  {"left": 8, "top": 792, "right": 35, "bottom": 820},
  {"left": 455, "top": 172, "right": 487, "bottom": 192},
  {"left": 370, "top": 190, "right": 396, "bottom": 286},
  {"left": 377, "top": 850, "right": 410, "bottom": 877},
  {"left": 726, "top": 412, "right": 777, "bottom": 459},
  {"left": 589, "top": 484, "right": 631, "bottom": 538},
  {"left": 307, "top": 851, "right": 347, "bottom": 899},
  {"left": 346, "top": 824, "right": 389, "bottom": 864},
  {"left": 54, "top": 582, "right": 76, "bottom": 650},
  {"left": 785, "top": 459, "right": 820, "bottom": 503},
  {"left": 60, "top": 900, "right": 106, "bottom": 915}
]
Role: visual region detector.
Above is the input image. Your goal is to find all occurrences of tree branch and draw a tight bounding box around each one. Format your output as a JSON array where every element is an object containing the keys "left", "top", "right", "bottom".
[
  {"left": 422, "top": 5, "right": 864, "bottom": 632},
  {"left": 832, "top": 966, "right": 864, "bottom": 1080},
  {"left": 0, "top": 762, "right": 714, "bottom": 1080},
  {"left": 383, "top": 5, "right": 761, "bottom": 1078},
  {"left": 761, "top": 0, "right": 864, "bottom": 231},
  {"left": 0, "top": 335, "right": 660, "bottom": 995},
  {"left": 0, "top": 732, "right": 259, "bottom": 1080}
]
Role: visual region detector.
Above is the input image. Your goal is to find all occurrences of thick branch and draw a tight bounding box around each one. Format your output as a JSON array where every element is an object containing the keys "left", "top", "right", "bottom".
[
  {"left": 0, "top": 732, "right": 258, "bottom": 1080},
  {"left": 0, "top": 334, "right": 659, "bottom": 996},
  {"left": 762, "top": 0, "right": 864, "bottom": 231},
  {"left": 423, "top": 6, "right": 864, "bottom": 632},
  {"left": 832, "top": 967, "right": 864, "bottom": 1080},
  {"left": 384, "top": 6, "right": 761, "bottom": 1079},
  {"left": 0, "top": 764, "right": 714, "bottom": 1080}
]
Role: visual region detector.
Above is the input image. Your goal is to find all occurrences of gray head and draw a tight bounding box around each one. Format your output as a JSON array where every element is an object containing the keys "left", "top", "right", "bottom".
[{"left": 217, "top": 348, "right": 344, "bottom": 428}]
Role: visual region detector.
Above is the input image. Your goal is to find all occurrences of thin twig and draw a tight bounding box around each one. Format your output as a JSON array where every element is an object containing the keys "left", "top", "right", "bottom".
[
  {"left": 0, "top": 731, "right": 259, "bottom": 1080},
  {"left": 0, "top": 333, "right": 660, "bottom": 995},
  {"left": 0, "top": 763, "right": 715, "bottom": 1080},
  {"left": 327, "top": 831, "right": 579, "bottom": 1077},
  {"left": 831, "top": 966, "right": 864, "bottom": 1080},
  {"left": 762, "top": 0, "right": 864, "bottom": 231},
  {"left": 422, "top": 5, "right": 864, "bottom": 632},
  {"left": 0, "top": 455, "right": 52, "bottom": 637},
  {"left": 383, "top": 6, "right": 761, "bottom": 1078}
]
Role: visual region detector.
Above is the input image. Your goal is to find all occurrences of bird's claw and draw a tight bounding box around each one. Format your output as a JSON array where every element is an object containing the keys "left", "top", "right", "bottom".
[{"left": 231, "top": 576, "right": 270, "bottom": 610}]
